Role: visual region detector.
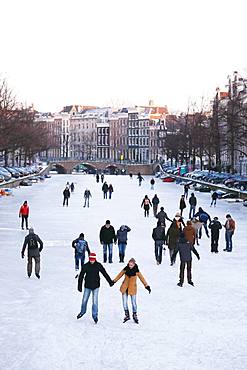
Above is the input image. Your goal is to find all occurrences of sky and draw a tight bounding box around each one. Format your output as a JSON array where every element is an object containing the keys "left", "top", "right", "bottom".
[{"left": 1, "top": 0, "right": 247, "bottom": 113}]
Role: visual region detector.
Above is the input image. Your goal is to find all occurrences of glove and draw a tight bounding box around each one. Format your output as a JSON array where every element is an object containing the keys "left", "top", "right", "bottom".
[
  {"left": 21, "top": 253, "right": 24, "bottom": 259},
  {"left": 78, "top": 287, "right": 82, "bottom": 293},
  {"left": 197, "top": 255, "right": 200, "bottom": 260},
  {"left": 145, "top": 286, "right": 151, "bottom": 294},
  {"left": 109, "top": 280, "right": 115, "bottom": 287}
]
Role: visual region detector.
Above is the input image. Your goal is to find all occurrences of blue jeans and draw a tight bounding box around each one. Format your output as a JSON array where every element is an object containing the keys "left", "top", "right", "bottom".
[
  {"left": 122, "top": 293, "right": 137, "bottom": 313},
  {"left": 189, "top": 206, "right": 196, "bottom": 219},
  {"left": 155, "top": 240, "right": 164, "bottom": 263},
  {"left": 103, "top": 192, "right": 107, "bottom": 199},
  {"left": 103, "top": 243, "right": 113, "bottom": 263},
  {"left": 225, "top": 230, "right": 233, "bottom": 251},
  {"left": 118, "top": 243, "right": 126, "bottom": 255},
  {"left": 84, "top": 198, "right": 89, "bottom": 207},
  {"left": 80, "top": 288, "right": 99, "bottom": 320},
  {"left": 199, "top": 223, "right": 209, "bottom": 238},
  {"left": 75, "top": 253, "right": 85, "bottom": 271},
  {"left": 109, "top": 192, "right": 112, "bottom": 199}
]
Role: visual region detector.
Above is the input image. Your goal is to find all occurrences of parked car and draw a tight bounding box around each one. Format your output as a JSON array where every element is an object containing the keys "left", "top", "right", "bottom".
[
  {"left": 243, "top": 199, "right": 247, "bottom": 207},
  {"left": 0, "top": 174, "right": 5, "bottom": 183},
  {"left": 193, "top": 184, "right": 211, "bottom": 192},
  {"left": 234, "top": 179, "right": 247, "bottom": 191},
  {"left": 5, "top": 167, "right": 20, "bottom": 178},
  {"left": 0, "top": 168, "right": 12, "bottom": 181},
  {"left": 162, "top": 176, "right": 176, "bottom": 183},
  {"left": 221, "top": 193, "right": 239, "bottom": 199},
  {"left": 19, "top": 180, "right": 32, "bottom": 186}
]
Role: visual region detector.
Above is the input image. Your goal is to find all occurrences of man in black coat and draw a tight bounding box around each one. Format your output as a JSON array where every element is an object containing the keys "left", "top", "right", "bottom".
[
  {"left": 156, "top": 207, "right": 172, "bottom": 227},
  {"left": 63, "top": 186, "right": 70, "bottom": 206},
  {"left": 189, "top": 193, "right": 197, "bottom": 219},
  {"left": 152, "top": 194, "right": 160, "bottom": 217},
  {"left": 152, "top": 221, "right": 166, "bottom": 265},
  {"left": 209, "top": 217, "right": 222, "bottom": 253},
  {"left": 21, "top": 227, "right": 43, "bottom": 278},
  {"left": 77, "top": 252, "right": 114, "bottom": 323},
  {"left": 99, "top": 220, "right": 117, "bottom": 263},
  {"left": 171, "top": 233, "right": 200, "bottom": 287}
]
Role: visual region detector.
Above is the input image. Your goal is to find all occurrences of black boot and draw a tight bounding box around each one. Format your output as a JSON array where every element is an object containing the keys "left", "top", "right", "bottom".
[
  {"left": 119, "top": 254, "right": 122, "bottom": 263},
  {"left": 123, "top": 310, "right": 130, "bottom": 323},
  {"left": 133, "top": 312, "right": 139, "bottom": 324}
]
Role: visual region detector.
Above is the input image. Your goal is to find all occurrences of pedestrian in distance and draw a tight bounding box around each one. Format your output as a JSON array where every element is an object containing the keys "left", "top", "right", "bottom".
[
  {"left": 137, "top": 173, "right": 144, "bottom": 186},
  {"left": 72, "top": 233, "right": 90, "bottom": 278},
  {"left": 156, "top": 207, "right": 173, "bottom": 226},
  {"left": 77, "top": 252, "right": 114, "bottom": 323},
  {"left": 141, "top": 195, "right": 152, "bottom": 217},
  {"left": 183, "top": 220, "right": 196, "bottom": 245},
  {"left": 19, "top": 200, "right": 29, "bottom": 230},
  {"left": 70, "top": 182, "right": 75, "bottom": 193},
  {"left": 83, "top": 188, "right": 92, "bottom": 207},
  {"left": 129, "top": 173, "right": 133, "bottom": 179},
  {"left": 63, "top": 186, "right": 70, "bottom": 206},
  {"left": 150, "top": 178, "right": 155, "bottom": 190},
  {"left": 191, "top": 217, "right": 202, "bottom": 246},
  {"left": 21, "top": 227, "right": 43, "bottom": 279},
  {"left": 108, "top": 184, "right": 114, "bottom": 199},
  {"left": 194, "top": 207, "right": 211, "bottom": 238},
  {"left": 209, "top": 217, "right": 222, "bottom": 253},
  {"left": 96, "top": 173, "right": 100, "bottom": 183},
  {"left": 113, "top": 258, "right": 151, "bottom": 324},
  {"left": 101, "top": 173, "right": 104, "bottom": 183},
  {"left": 152, "top": 221, "right": 166, "bottom": 265},
  {"left": 189, "top": 193, "right": 197, "bottom": 219},
  {"left": 223, "top": 214, "right": 236, "bottom": 252},
  {"left": 152, "top": 194, "right": 160, "bottom": 217},
  {"left": 171, "top": 232, "right": 200, "bottom": 287},
  {"left": 102, "top": 182, "right": 108, "bottom": 199},
  {"left": 179, "top": 195, "right": 186, "bottom": 216},
  {"left": 184, "top": 184, "right": 190, "bottom": 199},
  {"left": 99, "top": 220, "right": 117, "bottom": 263},
  {"left": 166, "top": 220, "right": 181, "bottom": 266},
  {"left": 116, "top": 225, "right": 131, "bottom": 263},
  {"left": 210, "top": 191, "right": 218, "bottom": 207}
]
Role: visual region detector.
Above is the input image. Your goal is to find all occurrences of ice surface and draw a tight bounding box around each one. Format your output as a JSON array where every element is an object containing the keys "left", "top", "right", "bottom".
[{"left": 0, "top": 174, "right": 246, "bottom": 370}]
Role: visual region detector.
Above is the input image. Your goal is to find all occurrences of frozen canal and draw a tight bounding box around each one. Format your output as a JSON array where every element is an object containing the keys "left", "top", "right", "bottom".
[{"left": 0, "top": 174, "right": 246, "bottom": 370}]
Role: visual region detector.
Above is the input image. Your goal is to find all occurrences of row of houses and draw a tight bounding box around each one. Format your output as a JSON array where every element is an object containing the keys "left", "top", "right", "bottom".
[{"left": 37, "top": 104, "right": 169, "bottom": 164}]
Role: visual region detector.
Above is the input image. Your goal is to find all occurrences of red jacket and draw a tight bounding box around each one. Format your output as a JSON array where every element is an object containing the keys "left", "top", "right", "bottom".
[{"left": 19, "top": 204, "right": 29, "bottom": 216}]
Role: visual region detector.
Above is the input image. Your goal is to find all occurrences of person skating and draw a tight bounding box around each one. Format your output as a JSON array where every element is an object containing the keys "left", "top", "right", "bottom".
[
  {"left": 210, "top": 191, "right": 218, "bottom": 207},
  {"left": 96, "top": 173, "right": 100, "bottom": 183},
  {"left": 137, "top": 173, "right": 144, "bottom": 186},
  {"left": 83, "top": 189, "right": 92, "bottom": 207},
  {"left": 179, "top": 195, "right": 186, "bottom": 216},
  {"left": 101, "top": 173, "right": 104, "bottom": 183},
  {"left": 194, "top": 207, "right": 211, "bottom": 238},
  {"left": 21, "top": 227, "right": 43, "bottom": 279},
  {"left": 152, "top": 221, "right": 166, "bottom": 265},
  {"left": 223, "top": 214, "right": 236, "bottom": 252},
  {"left": 166, "top": 220, "right": 180, "bottom": 266},
  {"left": 129, "top": 173, "right": 133, "bottom": 180},
  {"left": 77, "top": 252, "right": 114, "bottom": 323},
  {"left": 63, "top": 186, "right": 70, "bottom": 206},
  {"left": 141, "top": 195, "right": 152, "bottom": 217},
  {"left": 108, "top": 184, "right": 114, "bottom": 199},
  {"left": 156, "top": 207, "right": 172, "bottom": 225},
  {"left": 184, "top": 184, "right": 189, "bottom": 199},
  {"left": 116, "top": 225, "right": 131, "bottom": 263},
  {"left": 183, "top": 220, "right": 196, "bottom": 245},
  {"left": 70, "top": 182, "right": 75, "bottom": 193},
  {"left": 72, "top": 233, "right": 91, "bottom": 277},
  {"left": 19, "top": 200, "right": 29, "bottom": 230},
  {"left": 191, "top": 217, "right": 202, "bottom": 246},
  {"left": 113, "top": 258, "right": 151, "bottom": 324},
  {"left": 152, "top": 194, "right": 160, "bottom": 217},
  {"left": 209, "top": 217, "right": 222, "bottom": 253},
  {"left": 99, "top": 220, "right": 117, "bottom": 263},
  {"left": 150, "top": 178, "right": 155, "bottom": 190},
  {"left": 189, "top": 193, "right": 197, "bottom": 219},
  {"left": 102, "top": 182, "right": 108, "bottom": 199},
  {"left": 171, "top": 232, "right": 200, "bottom": 287}
]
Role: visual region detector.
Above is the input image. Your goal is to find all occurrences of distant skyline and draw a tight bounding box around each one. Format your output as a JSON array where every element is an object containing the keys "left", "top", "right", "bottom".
[{"left": 1, "top": 0, "right": 247, "bottom": 113}]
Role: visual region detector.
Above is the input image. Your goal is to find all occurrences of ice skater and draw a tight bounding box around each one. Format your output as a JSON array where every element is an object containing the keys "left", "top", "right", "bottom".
[
  {"left": 171, "top": 232, "right": 200, "bottom": 287},
  {"left": 108, "top": 184, "right": 114, "bottom": 199},
  {"left": 152, "top": 194, "right": 160, "bottom": 217},
  {"left": 166, "top": 220, "right": 180, "bottom": 266},
  {"left": 152, "top": 221, "right": 166, "bottom": 265},
  {"left": 99, "top": 220, "right": 117, "bottom": 263},
  {"left": 179, "top": 195, "right": 186, "bottom": 216},
  {"left": 19, "top": 200, "right": 29, "bottom": 230},
  {"left": 102, "top": 182, "right": 108, "bottom": 199},
  {"left": 113, "top": 258, "right": 151, "bottom": 324},
  {"left": 83, "top": 188, "right": 92, "bottom": 207},
  {"left": 72, "top": 233, "right": 90, "bottom": 277},
  {"left": 189, "top": 193, "right": 197, "bottom": 219},
  {"left": 223, "top": 214, "right": 236, "bottom": 252},
  {"left": 21, "top": 227, "right": 43, "bottom": 279},
  {"left": 209, "top": 217, "right": 222, "bottom": 253},
  {"left": 210, "top": 191, "right": 218, "bottom": 207},
  {"left": 77, "top": 253, "right": 114, "bottom": 323},
  {"left": 70, "top": 182, "right": 75, "bottom": 193},
  {"left": 194, "top": 207, "right": 211, "bottom": 238},
  {"left": 141, "top": 195, "right": 152, "bottom": 217},
  {"left": 150, "top": 178, "right": 155, "bottom": 190},
  {"left": 137, "top": 173, "right": 144, "bottom": 186},
  {"left": 184, "top": 184, "right": 189, "bottom": 199},
  {"left": 116, "top": 225, "right": 131, "bottom": 263},
  {"left": 63, "top": 186, "right": 70, "bottom": 206}
]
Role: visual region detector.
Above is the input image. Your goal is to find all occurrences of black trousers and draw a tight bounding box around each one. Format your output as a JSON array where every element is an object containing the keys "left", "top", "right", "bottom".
[
  {"left": 211, "top": 234, "right": 219, "bottom": 252},
  {"left": 63, "top": 197, "right": 69, "bottom": 206},
  {"left": 21, "top": 215, "right": 28, "bottom": 229},
  {"left": 179, "top": 261, "right": 192, "bottom": 284}
]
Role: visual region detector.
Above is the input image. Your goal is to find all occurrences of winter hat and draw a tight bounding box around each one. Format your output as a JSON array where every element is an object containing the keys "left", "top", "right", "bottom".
[
  {"left": 175, "top": 211, "right": 181, "bottom": 218},
  {"left": 214, "top": 217, "right": 218, "bottom": 221},
  {"left": 160, "top": 207, "right": 164, "bottom": 211},
  {"left": 120, "top": 225, "right": 125, "bottom": 230},
  {"left": 29, "top": 227, "right": 34, "bottom": 234},
  {"left": 226, "top": 214, "right": 231, "bottom": 219},
  {"left": 79, "top": 233, "right": 84, "bottom": 238},
  {"left": 89, "top": 252, "right": 96, "bottom": 262}
]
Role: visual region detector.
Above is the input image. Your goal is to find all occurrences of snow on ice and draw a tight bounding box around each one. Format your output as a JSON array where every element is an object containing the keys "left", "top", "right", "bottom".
[{"left": 0, "top": 174, "right": 246, "bottom": 370}]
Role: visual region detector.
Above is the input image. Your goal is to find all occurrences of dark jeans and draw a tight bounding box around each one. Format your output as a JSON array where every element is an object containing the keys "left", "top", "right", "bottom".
[
  {"left": 103, "top": 243, "right": 113, "bottom": 263},
  {"left": 144, "top": 206, "right": 150, "bottom": 217},
  {"left": 27, "top": 256, "right": 40, "bottom": 276},
  {"left": 21, "top": 215, "right": 28, "bottom": 229},
  {"left": 109, "top": 192, "right": 113, "bottom": 199},
  {"left": 63, "top": 197, "right": 69, "bottom": 206},
  {"left": 155, "top": 240, "right": 164, "bottom": 264},
  {"left": 211, "top": 199, "right": 217, "bottom": 206},
  {"left": 84, "top": 198, "right": 90, "bottom": 207},
  {"left": 225, "top": 230, "right": 233, "bottom": 251},
  {"left": 189, "top": 206, "right": 196, "bottom": 219},
  {"left": 118, "top": 243, "right": 126, "bottom": 261},
  {"left": 153, "top": 205, "right": 158, "bottom": 217},
  {"left": 199, "top": 223, "right": 209, "bottom": 238},
  {"left": 211, "top": 234, "right": 219, "bottom": 252},
  {"left": 103, "top": 192, "right": 107, "bottom": 199},
  {"left": 75, "top": 253, "right": 85, "bottom": 271},
  {"left": 179, "top": 261, "right": 192, "bottom": 284}
]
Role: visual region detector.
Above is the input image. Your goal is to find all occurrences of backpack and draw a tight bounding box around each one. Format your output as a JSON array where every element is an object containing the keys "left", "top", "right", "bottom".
[
  {"left": 144, "top": 199, "right": 149, "bottom": 206},
  {"left": 29, "top": 235, "right": 38, "bottom": 249},
  {"left": 75, "top": 240, "right": 87, "bottom": 254}
]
